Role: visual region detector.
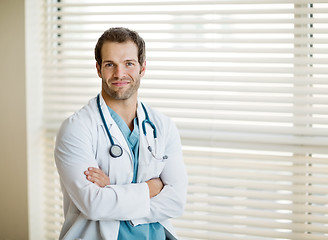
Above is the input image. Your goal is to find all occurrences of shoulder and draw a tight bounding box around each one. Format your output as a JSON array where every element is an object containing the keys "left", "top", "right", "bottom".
[
  {"left": 141, "top": 102, "right": 178, "bottom": 134},
  {"left": 57, "top": 97, "right": 98, "bottom": 139},
  {"left": 142, "top": 102, "right": 170, "bottom": 122},
  {"left": 141, "top": 103, "right": 182, "bottom": 154}
]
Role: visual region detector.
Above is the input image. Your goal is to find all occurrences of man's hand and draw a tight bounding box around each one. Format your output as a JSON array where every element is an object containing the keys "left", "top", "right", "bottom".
[
  {"left": 84, "top": 167, "right": 110, "bottom": 187},
  {"left": 146, "top": 178, "right": 164, "bottom": 198}
]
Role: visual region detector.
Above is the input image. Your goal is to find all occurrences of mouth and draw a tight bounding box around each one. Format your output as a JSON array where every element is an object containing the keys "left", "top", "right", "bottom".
[{"left": 111, "top": 81, "right": 130, "bottom": 87}]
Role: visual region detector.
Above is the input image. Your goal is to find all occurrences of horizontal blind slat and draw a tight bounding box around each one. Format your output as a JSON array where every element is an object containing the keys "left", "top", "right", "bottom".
[{"left": 49, "top": 0, "right": 328, "bottom": 7}]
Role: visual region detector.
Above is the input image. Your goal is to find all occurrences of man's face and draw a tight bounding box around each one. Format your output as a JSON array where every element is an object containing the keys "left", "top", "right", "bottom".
[{"left": 96, "top": 41, "right": 146, "bottom": 101}]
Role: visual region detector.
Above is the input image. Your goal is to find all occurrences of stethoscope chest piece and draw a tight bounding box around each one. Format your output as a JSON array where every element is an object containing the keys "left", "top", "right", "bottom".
[{"left": 109, "top": 144, "right": 123, "bottom": 158}]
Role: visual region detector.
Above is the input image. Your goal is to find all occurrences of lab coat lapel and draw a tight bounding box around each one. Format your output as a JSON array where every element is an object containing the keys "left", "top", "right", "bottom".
[
  {"left": 137, "top": 100, "right": 153, "bottom": 166},
  {"left": 98, "top": 94, "right": 132, "bottom": 160}
]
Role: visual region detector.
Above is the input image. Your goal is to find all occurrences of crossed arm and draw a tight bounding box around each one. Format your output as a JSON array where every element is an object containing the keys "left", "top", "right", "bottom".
[
  {"left": 55, "top": 116, "right": 187, "bottom": 222},
  {"left": 84, "top": 167, "right": 164, "bottom": 198}
]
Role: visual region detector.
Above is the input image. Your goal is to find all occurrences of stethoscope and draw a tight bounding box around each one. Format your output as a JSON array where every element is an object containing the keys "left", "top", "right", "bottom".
[{"left": 97, "top": 94, "right": 168, "bottom": 161}]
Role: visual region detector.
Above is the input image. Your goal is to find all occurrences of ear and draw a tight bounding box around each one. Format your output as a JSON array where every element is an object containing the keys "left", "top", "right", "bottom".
[
  {"left": 140, "top": 61, "right": 146, "bottom": 77},
  {"left": 96, "top": 62, "right": 102, "bottom": 78}
]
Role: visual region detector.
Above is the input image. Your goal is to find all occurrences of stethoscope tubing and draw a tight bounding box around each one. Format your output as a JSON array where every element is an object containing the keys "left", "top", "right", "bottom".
[
  {"left": 97, "top": 94, "right": 114, "bottom": 146},
  {"left": 97, "top": 94, "right": 167, "bottom": 160},
  {"left": 97, "top": 94, "right": 123, "bottom": 158}
]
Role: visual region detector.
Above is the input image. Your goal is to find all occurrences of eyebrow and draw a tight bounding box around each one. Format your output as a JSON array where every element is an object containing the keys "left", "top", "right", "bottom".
[
  {"left": 124, "top": 59, "right": 138, "bottom": 62},
  {"left": 102, "top": 59, "right": 138, "bottom": 63}
]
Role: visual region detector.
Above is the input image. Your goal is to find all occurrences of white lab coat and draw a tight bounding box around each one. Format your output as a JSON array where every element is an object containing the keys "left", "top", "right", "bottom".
[{"left": 54, "top": 94, "right": 188, "bottom": 240}]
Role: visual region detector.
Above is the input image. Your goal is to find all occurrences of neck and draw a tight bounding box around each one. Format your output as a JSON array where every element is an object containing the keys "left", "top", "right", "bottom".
[{"left": 101, "top": 91, "right": 138, "bottom": 130}]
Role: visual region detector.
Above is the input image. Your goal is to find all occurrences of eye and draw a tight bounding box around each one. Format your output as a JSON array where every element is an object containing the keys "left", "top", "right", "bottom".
[
  {"left": 126, "top": 62, "right": 135, "bottom": 67},
  {"left": 104, "top": 63, "right": 113, "bottom": 68}
]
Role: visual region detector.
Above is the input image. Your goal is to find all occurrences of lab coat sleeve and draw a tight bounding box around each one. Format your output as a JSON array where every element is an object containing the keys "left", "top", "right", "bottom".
[
  {"left": 55, "top": 115, "right": 150, "bottom": 221},
  {"left": 131, "top": 120, "right": 188, "bottom": 225}
]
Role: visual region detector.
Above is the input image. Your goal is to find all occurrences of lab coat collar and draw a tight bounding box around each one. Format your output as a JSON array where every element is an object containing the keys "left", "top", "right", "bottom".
[
  {"left": 136, "top": 99, "right": 146, "bottom": 123},
  {"left": 98, "top": 94, "right": 145, "bottom": 125}
]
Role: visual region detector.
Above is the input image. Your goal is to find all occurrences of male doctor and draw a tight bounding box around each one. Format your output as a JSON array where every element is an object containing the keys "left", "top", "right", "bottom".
[{"left": 54, "top": 27, "right": 188, "bottom": 240}]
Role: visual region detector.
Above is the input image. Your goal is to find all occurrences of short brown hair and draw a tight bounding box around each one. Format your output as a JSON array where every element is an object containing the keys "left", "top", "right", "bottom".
[{"left": 95, "top": 27, "right": 146, "bottom": 67}]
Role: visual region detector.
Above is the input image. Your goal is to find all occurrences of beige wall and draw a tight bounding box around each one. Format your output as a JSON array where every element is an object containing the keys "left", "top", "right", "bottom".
[{"left": 0, "top": 0, "right": 29, "bottom": 239}]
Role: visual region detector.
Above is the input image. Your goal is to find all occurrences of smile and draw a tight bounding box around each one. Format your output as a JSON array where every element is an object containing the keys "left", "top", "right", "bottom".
[{"left": 111, "top": 81, "right": 130, "bottom": 87}]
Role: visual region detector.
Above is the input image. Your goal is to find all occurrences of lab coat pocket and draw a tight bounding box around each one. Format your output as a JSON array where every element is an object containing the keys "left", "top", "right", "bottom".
[
  {"left": 151, "top": 160, "right": 166, "bottom": 178},
  {"left": 108, "top": 149, "right": 132, "bottom": 184},
  {"left": 139, "top": 159, "right": 166, "bottom": 181}
]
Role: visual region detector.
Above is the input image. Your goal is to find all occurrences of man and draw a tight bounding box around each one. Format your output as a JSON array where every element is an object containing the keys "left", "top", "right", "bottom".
[{"left": 54, "top": 27, "right": 188, "bottom": 240}]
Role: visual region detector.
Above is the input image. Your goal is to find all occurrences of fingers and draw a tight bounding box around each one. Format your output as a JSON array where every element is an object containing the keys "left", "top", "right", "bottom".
[
  {"left": 84, "top": 167, "right": 109, "bottom": 187},
  {"left": 84, "top": 167, "right": 110, "bottom": 187}
]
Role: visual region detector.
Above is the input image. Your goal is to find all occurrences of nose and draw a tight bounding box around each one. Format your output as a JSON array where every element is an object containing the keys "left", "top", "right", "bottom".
[{"left": 113, "top": 65, "right": 126, "bottom": 79}]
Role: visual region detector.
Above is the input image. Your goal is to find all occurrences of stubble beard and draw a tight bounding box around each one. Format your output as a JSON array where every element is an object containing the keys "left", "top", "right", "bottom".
[{"left": 102, "top": 76, "right": 140, "bottom": 101}]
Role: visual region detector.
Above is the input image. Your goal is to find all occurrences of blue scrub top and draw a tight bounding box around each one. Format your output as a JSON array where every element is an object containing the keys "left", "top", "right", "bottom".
[{"left": 107, "top": 106, "right": 165, "bottom": 240}]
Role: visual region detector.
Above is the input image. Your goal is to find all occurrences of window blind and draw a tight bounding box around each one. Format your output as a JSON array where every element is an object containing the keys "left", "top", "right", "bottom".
[{"left": 43, "top": 1, "right": 328, "bottom": 239}]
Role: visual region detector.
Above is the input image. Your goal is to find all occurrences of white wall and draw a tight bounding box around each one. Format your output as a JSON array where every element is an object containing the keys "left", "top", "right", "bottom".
[{"left": 25, "top": 0, "right": 44, "bottom": 238}]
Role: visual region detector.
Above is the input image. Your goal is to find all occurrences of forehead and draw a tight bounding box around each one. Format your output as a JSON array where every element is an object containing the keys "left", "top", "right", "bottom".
[{"left": 101, "top": 41, "right": 138, "bottom": 62}]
